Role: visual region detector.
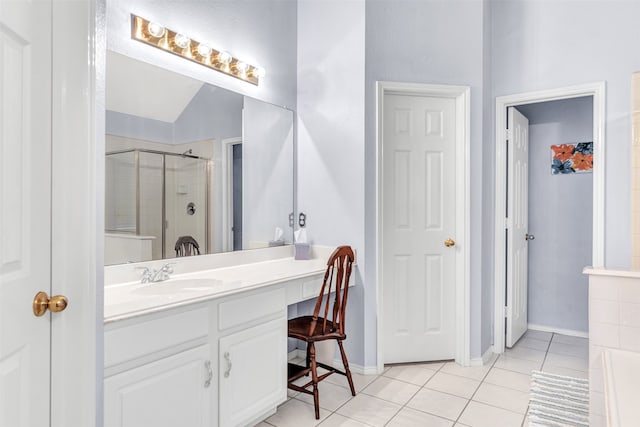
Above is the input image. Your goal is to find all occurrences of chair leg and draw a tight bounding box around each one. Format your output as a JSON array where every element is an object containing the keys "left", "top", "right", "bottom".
[
  {"left": 309, "top": 342, "right": 320, "bottom": 419},
  {"left": 337, "top": 340, "right": 356, "bottom": 396}
]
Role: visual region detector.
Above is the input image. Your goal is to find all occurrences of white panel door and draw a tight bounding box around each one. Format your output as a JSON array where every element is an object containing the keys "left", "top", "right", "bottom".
[
  {"left": 0, "top": 1, "right": 52, "bottom": 426},
  {"left": 383, "top": 94, "right": 457, "bottom": 363},
  {"left": 506, "top": 107, "right": 530, "bottom": 348}
]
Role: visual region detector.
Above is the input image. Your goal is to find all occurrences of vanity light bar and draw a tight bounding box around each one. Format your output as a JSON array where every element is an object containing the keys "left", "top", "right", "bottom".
[{"left": 131, "top": 14, "right": 265, "bottom": 86}]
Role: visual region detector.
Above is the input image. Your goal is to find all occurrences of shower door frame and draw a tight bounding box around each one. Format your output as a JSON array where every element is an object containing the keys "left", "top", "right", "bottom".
[{"left": 106, "top": 148, "right": 212, "bottom": 258}]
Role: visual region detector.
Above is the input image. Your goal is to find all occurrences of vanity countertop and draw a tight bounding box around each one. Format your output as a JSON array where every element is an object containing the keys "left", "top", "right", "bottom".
[{"left": 104, "top": 251, "right": 330, "bottom": 324}]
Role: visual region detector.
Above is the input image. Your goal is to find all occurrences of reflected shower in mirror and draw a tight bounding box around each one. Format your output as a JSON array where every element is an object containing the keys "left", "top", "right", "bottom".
[{"left": 104, "top": 51, "right": 294, "bottom": 265}]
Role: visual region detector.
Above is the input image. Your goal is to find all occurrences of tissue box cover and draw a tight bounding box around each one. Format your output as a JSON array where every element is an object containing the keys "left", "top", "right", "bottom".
[{"left": 294, "top": 243, "right": 311, "bottom": 260}]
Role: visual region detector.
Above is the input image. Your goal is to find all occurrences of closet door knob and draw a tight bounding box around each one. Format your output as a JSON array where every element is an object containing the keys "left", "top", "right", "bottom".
[
  {"left": 444, "top": 238, "right": 455, "bottom": 247},
  {"left": 33, "top": 292, "right": 68, "bottom": 317}
]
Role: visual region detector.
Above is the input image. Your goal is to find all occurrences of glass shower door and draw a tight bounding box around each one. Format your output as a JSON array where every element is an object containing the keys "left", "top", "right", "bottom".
[
  {"left": 138, "top": 152, "right": 164, "bottom": 260},
  {"left": 164, "top": 156, "right": 209, "bottom": 258},
  {"left": 105, "top": 151, "right": 136, "bottom": 234}
]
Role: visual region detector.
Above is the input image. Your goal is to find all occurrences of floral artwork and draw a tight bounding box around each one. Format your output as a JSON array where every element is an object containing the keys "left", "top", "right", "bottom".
[{"left": 551, "top": 142, "right": 593, "bottom": 174}]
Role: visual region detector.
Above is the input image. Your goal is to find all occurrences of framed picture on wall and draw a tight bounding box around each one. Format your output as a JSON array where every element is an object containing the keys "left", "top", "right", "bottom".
[{"left": 551, "top": 142, "right": 593, "bottom": 174}]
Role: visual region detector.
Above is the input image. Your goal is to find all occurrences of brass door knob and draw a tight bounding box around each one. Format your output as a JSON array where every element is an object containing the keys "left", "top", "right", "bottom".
[
  {"left": 33, "top": 291, "right": 68, "bottom": 317},
  {"left": 444, "top": 238, "right": 456, "bottom": 247}
]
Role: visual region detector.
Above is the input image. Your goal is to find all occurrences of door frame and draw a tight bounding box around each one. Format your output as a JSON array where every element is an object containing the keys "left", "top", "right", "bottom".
[
  {"left": 51, "top": 0, "right": 101, "bottom": 425},
  {"left": 493, "top": 82, "right": 606, "bottom": 354},
  {"left": 221, "top": 137, "right": 242, "bottom": 251},
  {"left": 376, "top": 81, "right": 471, "bottom": 371}
]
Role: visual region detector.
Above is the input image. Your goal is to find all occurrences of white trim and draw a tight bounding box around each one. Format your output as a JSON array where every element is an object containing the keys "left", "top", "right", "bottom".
[
  {"left": 527, "top": 323, "right": 589, "bottom": 339},
  {"left": 51, "top": 0, "right": 101, "bottom": 425},
  {"left": 287, "top": 349, "right": 307, "bottom": 361},
  {"left": 376, "top": 81, "right": 471, "bottom": 370},
  {"left": 469, "top": 347, "right": 497, "bottom": 367},
  {"left": 287, "top": 351, "right": 378, "bottom": 376},
  {"left": 493, "top": 82, "right": 606, "bottom": 354},
  {"left": 332, "top": 359, "right": 379, "bottom": 376},
  {"left": 221, "top": 137, "right": 242, "bottom": 252}
]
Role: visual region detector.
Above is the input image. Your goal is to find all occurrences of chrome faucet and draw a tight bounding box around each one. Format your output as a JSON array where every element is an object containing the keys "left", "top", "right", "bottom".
[
  {"left": 136, "top": 266, "right": 153, "bottom": 284},
  {"left": 135, "top": 263, "right": 174, "bottom": 283},
  {"left": 151, "top": 263, "right": 174, "bottom": 282}
]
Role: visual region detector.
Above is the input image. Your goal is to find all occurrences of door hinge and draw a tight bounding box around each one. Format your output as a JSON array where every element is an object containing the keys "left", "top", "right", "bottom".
[
  {"left": 504, "top": 217, "right": 510, "bottom": 229},
  {"left": 505, "top": 129, "right": 511, "bottom": 141},
  {"left": 504, "top": 306, "right": 508, "bottom": 317}
]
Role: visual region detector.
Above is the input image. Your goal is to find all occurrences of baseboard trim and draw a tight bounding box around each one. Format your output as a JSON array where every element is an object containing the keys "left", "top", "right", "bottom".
[
  {"left": 288, "top": 350, "right": 378, "bottom": 375},
  {"left": 333, "top": 359, "right": 379, "bottom": 375},
  {"left": 287, "top": 349, "right": 306, "bottom": 361},
  {"left": 469, "top": 346, "right": 496, "bottom": 366},
  {"left": 528, "top": 323, "right": 588, "bottom": 338}
]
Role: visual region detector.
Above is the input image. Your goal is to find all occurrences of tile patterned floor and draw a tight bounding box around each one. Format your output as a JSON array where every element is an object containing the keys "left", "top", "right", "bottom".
[{"left": 257, "top": 330, "right": 589, "bottom": 427}]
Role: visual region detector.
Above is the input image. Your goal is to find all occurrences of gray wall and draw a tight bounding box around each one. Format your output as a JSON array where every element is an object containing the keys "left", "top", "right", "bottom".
[
  {"left": 364, "top": 0, "right": 488, "bottom": 359},
  {"left": 296, "top": 0, "right": 367, "bottom": 365},
  {"left": 491, "top": 0, "right": 640, "bottom": 271},
  {"left": 517, "top": 97, "right": 593, "bottom": 333},
  {"left": 173, "top": 85, "right": 243, "bottom": 144},
  {"left": 242, "top": 97, "right": 294, "bottom": 248},
  {"left": 106, "top": 110, "right": 174, "bottom": 143},
  {"left": 481, "top": 0, "right": 494, "bottom": 358},
  {"left": 106, "top": 85, "right": 243, "bottom": 144}
]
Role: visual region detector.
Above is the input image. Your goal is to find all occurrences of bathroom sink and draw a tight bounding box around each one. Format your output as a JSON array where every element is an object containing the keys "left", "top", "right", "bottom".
[{"left": 132, "top": 278, "right": 224, "bottom": 296}]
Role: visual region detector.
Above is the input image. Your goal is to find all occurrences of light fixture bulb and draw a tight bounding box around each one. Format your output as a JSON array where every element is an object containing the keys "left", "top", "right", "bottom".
[
  {"left": 147, "top": 22, "right": 166, "bottom": 38},
  {"left": 236, "top": 61, "right": 248, "bottom": 74},
  {"left": 254, "top": 66, "right": 266, "bottom": 78},
  {"left": 174, "top": 33, "right": 190, "bottom": 49},
  {"left": 197, "top": 44, "right": 212, "bottom": 58},
  {"left": 218, "top": 51, "right": 231, "bottom": 64}
]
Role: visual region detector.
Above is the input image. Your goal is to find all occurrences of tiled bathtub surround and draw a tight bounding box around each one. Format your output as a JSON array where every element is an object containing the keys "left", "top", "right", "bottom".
[
  {"left": 586, "top": 268, "right": 640, "bottom": 427},
  {"left": 259, "top": 330, "right": 588, "bottom": 427}
]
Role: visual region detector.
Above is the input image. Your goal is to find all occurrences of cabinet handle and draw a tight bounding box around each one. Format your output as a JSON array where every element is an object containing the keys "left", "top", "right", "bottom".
[
  {"left": 204, "top": 360, "right": 212, "bottom": 388},
  {"left": 224, "top": 351, "right": 232, "bottom": 378}
]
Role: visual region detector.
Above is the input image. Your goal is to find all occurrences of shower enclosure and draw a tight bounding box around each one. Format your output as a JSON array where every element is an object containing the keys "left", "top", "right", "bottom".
[{"left": 105, "top": 149, "right": 211, "bottom": 261}]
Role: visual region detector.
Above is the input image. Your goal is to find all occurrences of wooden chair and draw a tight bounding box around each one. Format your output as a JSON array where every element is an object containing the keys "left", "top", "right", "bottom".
[
  {"left": 287, "top": 245, "right": 356, "bottom": 419},
  {"left": 174, "top": 235, "right": 200, "bottom": 257}
]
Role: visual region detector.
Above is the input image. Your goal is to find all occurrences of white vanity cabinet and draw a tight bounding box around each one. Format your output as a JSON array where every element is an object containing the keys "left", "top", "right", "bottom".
[
  {"left": 103, "top": 251, "right": 330, "bottom": 427},
  {"left": 104, "top": 305, "right": 214, "bottom": 427},
  {"left": 216, "top": 287, "right": 288, "bottom": 427},
  {"left": 104, "top": 345, "right": 212, "bottom": 427}
]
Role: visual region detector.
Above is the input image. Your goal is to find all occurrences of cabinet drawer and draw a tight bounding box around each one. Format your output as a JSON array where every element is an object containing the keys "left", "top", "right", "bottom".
[
  {"left": 218, "top": 288, "right": 285, "bottom": 331},
  {"left": 105, "top": 307, "right": 209, "bottom": 368}
]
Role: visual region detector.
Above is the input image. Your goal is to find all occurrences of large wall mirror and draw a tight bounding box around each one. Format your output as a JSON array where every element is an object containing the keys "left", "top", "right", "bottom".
[{"left": 105, "top": 51, "right": 294, "bottom": 265}]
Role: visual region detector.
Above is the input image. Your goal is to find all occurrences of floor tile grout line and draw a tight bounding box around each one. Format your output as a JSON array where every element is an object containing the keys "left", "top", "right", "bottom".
[
  {"left": 381, "top": 359, "right": 457, "bottom": 427},
  {"left": 449, "top": 352, "right": 506, "bottom": 425},
  {"left": 271, "top": 332, "right": 587, "bottom": 427}
]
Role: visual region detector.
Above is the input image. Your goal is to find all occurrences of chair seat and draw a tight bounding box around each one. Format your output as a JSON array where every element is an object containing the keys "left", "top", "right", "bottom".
[{"left": 288, "top": 316, "right": 346, "bottom": 342}]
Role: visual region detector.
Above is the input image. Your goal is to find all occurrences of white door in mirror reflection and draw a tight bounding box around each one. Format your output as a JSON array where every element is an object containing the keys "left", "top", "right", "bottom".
[{"left": 383, "top": 94, "right": 457, "bottom": 363}]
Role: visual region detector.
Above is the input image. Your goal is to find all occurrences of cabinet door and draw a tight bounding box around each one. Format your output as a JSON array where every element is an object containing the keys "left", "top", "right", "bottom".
[
  {"left": 105, "top": 345, "right": 212, "bottom": 427},
  {"left": 219, "top": 317, "right": 287, "bottom": 427}
]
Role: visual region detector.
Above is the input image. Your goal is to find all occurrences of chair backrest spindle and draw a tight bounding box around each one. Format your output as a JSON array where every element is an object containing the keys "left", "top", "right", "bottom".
[{"left": 309, "top": 246, "right": 355, "bottom": 336}]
